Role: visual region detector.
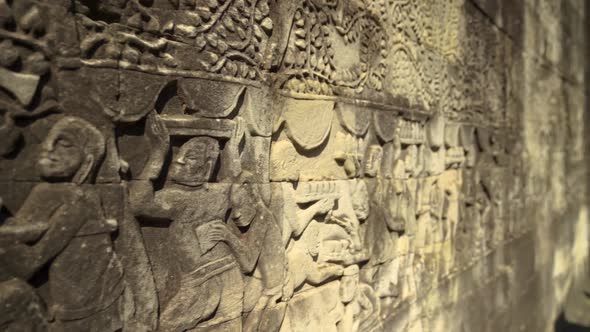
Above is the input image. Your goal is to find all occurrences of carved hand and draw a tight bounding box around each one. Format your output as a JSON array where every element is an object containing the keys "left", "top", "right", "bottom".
[
  {"left": 204, "top": 222, "right": 230, "bottom": 243},
  {"left": 327, "top": 211, "right": 356, "bottom": 234},
  {"left": 313, "top": 197, "right": 336, "bottom": 215},
  {"left": 317, "top": 262, "right": 344, "bottom": 276},
  {"left": 139, "top": 111, "right": 170, "bottom": 180},
  {"left": 219, "top": 116, "right": 245, "bottom": 180}
]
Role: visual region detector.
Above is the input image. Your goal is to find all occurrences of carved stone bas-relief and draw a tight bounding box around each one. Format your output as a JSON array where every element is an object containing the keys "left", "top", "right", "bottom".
[{"left": 0, "top": 0, "right": 588, "bottom": 331}]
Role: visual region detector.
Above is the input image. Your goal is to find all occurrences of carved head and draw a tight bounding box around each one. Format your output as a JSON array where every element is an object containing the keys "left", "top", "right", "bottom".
[
  {"left": 229, "top": 172, "right": 258, "bottom": 227},
  {"left": 38, "top": 116, "right": 105, "bottom": 184},
  {"left": 170, "top": 137, "right": 219, "bottom": 186},
  {"left": 340, "top": 265, "right": 359, "bottom": 303},
  {"left": 351, "top": 180, "right": 369, "bottom": 221},
  {"left": 364, "top": 145, "right": 382, "bottom": 177}
]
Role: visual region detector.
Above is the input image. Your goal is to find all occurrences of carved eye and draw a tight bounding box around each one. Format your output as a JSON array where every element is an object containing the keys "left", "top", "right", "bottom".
[{"left": 56, "top": 138, "right": 73, "bottom": 148}]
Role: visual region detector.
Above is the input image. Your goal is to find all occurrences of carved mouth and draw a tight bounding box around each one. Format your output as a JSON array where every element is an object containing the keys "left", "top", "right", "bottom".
[{"left": 38, "top": 156, "right": 59, "bottom": 165}]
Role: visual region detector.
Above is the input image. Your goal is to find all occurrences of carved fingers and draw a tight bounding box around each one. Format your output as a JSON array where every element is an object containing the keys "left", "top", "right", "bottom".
[
  {"left": 317, "top": 262, "right": 345, "bottom": 276},
  {"left": 326, "top": 208, "right": 358, "bottom": 234},
  {"left": 314, "top": 197, "right": 336, "bottom": 215},
  {"left": 231, "top": 116, "right": 246, "bottom": 145},
  {"left": 204, "top": 222, "right": 229, "bottom": 243},
  {"left": 145, "top": 111, "right": 169, "bottom": 147},
  {"left": 140, "top": 111, "right": 170, "bottom": 180}
]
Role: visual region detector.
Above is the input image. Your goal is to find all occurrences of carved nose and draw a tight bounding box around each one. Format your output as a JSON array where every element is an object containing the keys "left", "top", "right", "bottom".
[
  {"left": 41, "top": 141, "right": 54, "bottom": 153},
  {"left": 175, "top": 156, "right": 186, "bottom": 165}
]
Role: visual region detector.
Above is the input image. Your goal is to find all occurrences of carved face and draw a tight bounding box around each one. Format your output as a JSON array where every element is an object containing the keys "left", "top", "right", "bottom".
[
  {"left": 170, "top": 138, "right": 218, "bottom": 185},
  {"left": 38, "top": 126, "right": 85, "bottom": 180},
  {"left": 230, "top": 184, "right": 257, "bottom": 227},
  {"left": 364, "top": 145, "right": 382, "bottom": 177},
  {"left": 351, "top": 181, "right": 369, "bottom": 221}
]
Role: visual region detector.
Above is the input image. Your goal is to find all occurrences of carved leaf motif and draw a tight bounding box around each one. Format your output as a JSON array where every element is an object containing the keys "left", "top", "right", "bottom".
[
  {"left": 178, "top": 79, "right": 246, "bottom": 118},
  {"left": 281, "top": 99, "right": 335, "bottom": 150},
  {"left": 336, "top": 103, "right": 371, "bottom": 137},
  {"left": 373, "top": 111, "right": 397, "bottom": 143},
  {"left": 104, "top": 71, "right": 168, "bottom": 122}
]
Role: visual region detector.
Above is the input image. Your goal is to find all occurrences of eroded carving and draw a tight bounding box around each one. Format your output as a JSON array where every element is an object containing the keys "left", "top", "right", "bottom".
[
  {"left": 0, "top": 0, "right": 576, "bottom": 331},
  {"left": 0, "top": 116, "right": 124, "bottom": 331}
]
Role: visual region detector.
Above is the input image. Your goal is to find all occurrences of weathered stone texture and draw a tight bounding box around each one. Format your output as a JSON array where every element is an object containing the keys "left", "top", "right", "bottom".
[{"left": 0, "top": 0, "right": 588, "bottom": 331}]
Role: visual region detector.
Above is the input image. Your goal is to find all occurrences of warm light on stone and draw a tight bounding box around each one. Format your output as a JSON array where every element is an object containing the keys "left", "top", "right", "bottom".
[{"left": 0, "top": 0, "right": 588, "bottom": 331}]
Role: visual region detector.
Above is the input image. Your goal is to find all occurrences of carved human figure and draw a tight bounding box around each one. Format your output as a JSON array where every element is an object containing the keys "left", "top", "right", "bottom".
[
  {"left": 334, "top": 131, "right": 363, "bottom": 179},
  {"left": 278, "top": 182, "right": 350, "bottom": 301},
  {"left": 402, "top": 144, "right": 425, "bottom": 179},
  {"left": 325, "top": 181, "right": 369, "bottom": 261},
  {"left": 284, "top": 264, "right": 380, "bottom": 332},
  {"left": 364, "top": 129, "right": 415, "bottom": 301},
  {"left": 281, "top": 178, "right": 373, "bottom": 331},
  {"left": 335, "top": 265, "right": 360, "bottom": 332},
  {"left": 389, "top": 127, "right": 415, "bottom": 233},
  {"left": 367, "top": 178, "right": 412, "bottom": 301},
  {"left": 283, "top": 221, "right": 346, "bottom": 299},
  {"left": 280, "top": 182, "right": 338, "bottom": 246},
  {"left": 0, "top": 116, "right": 124, "bottom": 332},
  {"left": 483, "top": 182, "right": 500, "bottom": 247},
  {"left": 129, "top": 112, "right": 246, "bottom": 331},
  {"left": 363, "top": 179, "right": 395, "bottom": 297},
  {"left": 474, "top": 181, "right": 492, "bottom": 254},
  {"left": 204, "top": 173, "right": 287, "bottom": 332},
  {"left": 282, "top": 181, "right": 369, "bottom": 286},
  {"left": 336, "top": 265, "right": 382, "bottom": 332},
  {"left": 364, "top": 145, "right": 383, "bottom": 178}
]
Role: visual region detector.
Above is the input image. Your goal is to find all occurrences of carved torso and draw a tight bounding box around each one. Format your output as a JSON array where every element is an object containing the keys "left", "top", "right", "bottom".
[{"left": 155, "top": 186, "right": 232, "bottom": 275}]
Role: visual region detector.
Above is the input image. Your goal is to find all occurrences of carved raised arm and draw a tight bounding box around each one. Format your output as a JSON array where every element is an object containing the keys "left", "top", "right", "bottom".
[
  {"left": 138, "top": 111, "right": 170, "bottom": 181},
  {"left": 129, "top": 112, "right": 174, "bottom": 219},
  {"left": 219, "top": 116, "right": 245, "bottom": 181}
]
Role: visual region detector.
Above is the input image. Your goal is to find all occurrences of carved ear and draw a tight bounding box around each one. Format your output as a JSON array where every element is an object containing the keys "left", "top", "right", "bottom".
[
  {"left": 205, "top": 159, "right": 215, "bottom": 182},
  {"left": 74, "top": 155, "right": 95, "bottom": 185}
]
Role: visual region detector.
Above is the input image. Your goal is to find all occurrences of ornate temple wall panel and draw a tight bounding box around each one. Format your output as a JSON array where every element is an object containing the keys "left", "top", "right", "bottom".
[{"left": 0, "top": 0, "right": 588, "bottom": 331}]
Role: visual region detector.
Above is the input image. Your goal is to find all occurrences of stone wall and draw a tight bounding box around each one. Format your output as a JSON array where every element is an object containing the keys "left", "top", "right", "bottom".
[{"left": 0, "top": 0, "right": 588, "bottom": 331}]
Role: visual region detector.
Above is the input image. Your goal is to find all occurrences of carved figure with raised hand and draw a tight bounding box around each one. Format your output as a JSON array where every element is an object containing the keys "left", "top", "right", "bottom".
[
  {"left": 129, "top": 112, "right": 247, "bottom": 331},
  {"left": 325, "top": 180, "right": 370, "bottom": 263},
  {"left": 283, "top": 221, "right": 346, "bottom": 300},
  {"left": 280, "top": 183, "right": 338, "bottom": 246},
  {"left": 203, "top": 172, "right": 287, "bottom": 332},
  {"left": 0, "top": 116, "right": 124, "bottom": 332},
  {"left": 336, "top": 265, "right": 383, "bottom": 332}
]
